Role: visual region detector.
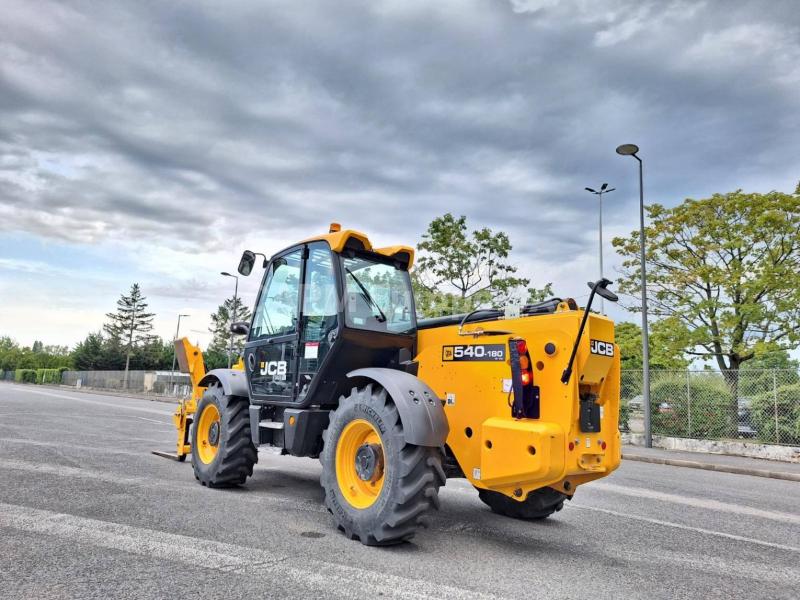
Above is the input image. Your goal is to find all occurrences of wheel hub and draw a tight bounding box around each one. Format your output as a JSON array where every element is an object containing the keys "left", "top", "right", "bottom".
[
  {"left": 354, "top": 443, "right": 384, "bottom": 482},
  {"left": 208, "top": 421, "right": 220, "bottom": 446}
]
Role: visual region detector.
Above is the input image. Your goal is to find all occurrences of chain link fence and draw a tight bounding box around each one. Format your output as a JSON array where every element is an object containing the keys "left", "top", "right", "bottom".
[{"left": 621, "top": 369, "right": 800, "bottom": 446}]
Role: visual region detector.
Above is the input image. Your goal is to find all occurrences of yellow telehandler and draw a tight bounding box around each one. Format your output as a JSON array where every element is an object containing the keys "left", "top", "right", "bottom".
[{"left": 162, "top": 224, "right": 621, "bottom": 545}]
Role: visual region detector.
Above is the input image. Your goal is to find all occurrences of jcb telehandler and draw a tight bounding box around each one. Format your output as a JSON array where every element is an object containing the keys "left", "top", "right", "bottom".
[{"left": 165, "top": 224, "right": 622, "bottom": 545}]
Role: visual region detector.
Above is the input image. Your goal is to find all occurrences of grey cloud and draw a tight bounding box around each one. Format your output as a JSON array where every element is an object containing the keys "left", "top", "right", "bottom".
[{"left": 1, "top": 0, "right": 798, "bottom": 282}]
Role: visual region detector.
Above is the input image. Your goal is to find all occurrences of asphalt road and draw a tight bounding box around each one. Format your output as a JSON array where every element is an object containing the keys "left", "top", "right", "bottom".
[{"left": 1, "top": 383, "right": 798, "bottom": 599}]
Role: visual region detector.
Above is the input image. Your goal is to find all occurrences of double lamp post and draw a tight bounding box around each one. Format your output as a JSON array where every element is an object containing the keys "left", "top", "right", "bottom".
[{"left": 586, "top": 145, "right": 651, "bottom": 447}]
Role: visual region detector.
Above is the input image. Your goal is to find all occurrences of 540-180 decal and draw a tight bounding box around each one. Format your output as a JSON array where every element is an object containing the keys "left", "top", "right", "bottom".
[{"left": 442, "top": 344, "right": 506, "bottom": 362}]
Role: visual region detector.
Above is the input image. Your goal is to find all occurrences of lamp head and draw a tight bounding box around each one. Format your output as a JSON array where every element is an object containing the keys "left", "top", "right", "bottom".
[{"left": 616, "top": 143, "right": 639, "bottom": 156}]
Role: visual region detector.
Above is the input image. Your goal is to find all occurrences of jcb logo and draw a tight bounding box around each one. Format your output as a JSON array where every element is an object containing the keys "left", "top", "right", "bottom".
[
  {"left": 260, "top": 360, "right": 288, "bottom": 380},
  {"left": 590, "top": 339, "right": 614, "bottom": 357}
]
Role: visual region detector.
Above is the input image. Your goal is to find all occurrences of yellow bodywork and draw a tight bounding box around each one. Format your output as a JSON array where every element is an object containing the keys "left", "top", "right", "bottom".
[
  {"left": 300, "top": 226, "right": 415, "bottom": 268},
  {"left": 416, "top": 303, "right": 621, "bottom": 501},
  {"left": 170, "top": 338, "right": 244, "bottom": 460}
]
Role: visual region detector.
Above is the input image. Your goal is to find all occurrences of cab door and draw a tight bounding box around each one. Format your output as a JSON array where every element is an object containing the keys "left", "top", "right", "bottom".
[{"left": 245, "top": 247, "right": 303, "bottom": 402}]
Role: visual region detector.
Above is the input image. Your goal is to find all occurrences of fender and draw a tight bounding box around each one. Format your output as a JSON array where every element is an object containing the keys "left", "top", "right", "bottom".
[
  {"left": 198, "top": 369, "right": 250, "bottom": 398},
  {"left": 347, "top": 368, "right": 449, "bottom": 447}
]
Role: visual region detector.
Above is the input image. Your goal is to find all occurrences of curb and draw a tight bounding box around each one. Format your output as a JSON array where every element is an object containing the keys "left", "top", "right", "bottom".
[{"left": 623, "top": 453, "right": 800, "bottom": 483}]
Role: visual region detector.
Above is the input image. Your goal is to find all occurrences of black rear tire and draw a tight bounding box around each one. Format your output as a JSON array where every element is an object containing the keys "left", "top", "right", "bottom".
[
  {"left": 191, "top": 383, "right": 257, "bottom": 488},
  {"left": 477, "top": 486, "right": 567, "bottom": 520},
  {"left": 320, "top": 384, "right": 446, "bottom": 545}
]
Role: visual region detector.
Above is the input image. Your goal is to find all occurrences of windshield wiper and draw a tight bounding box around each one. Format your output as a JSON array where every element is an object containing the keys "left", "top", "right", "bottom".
[{"left": 345, "top": 268, "right": 387, "bottom": 323}]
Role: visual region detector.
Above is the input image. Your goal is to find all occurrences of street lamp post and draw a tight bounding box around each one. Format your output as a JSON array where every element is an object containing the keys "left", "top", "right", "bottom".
[
  {"left": 169, "top": 313, "right": 190, "bottom": 396},
  {"left": 616, "top": 143, "right": 651, "bottom": 448},
  {"left": 221, "top": 271, "right": 239, "bottom": 368},
  {"left": 584, "top": 183, "right": 616, "bottom": 315}
]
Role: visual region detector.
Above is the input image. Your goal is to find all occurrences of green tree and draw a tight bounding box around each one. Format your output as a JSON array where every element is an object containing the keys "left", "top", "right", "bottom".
[
  {"left": 131, "top": 337, "right": 173, "bottom": 370},
  {"left": 413, "top": 213, "right": 551, "bottom": 317},
  {"left": 208, "top": 296, "right": 252, "bottom": 365},
  {"left": 613, "top": 185, "right": 800, "bottom": 433},
  {"left": 72, "top": 332, "right": 105, "bottom": 370},
  {"left": 615, "top": 320, "right": 690, "bottom": 371},
  {"left": 0, "top": 337, "right": 22, "bottom": 371},
  {"left": 103, "top": 283, "right": 156, "bottom": 387},
  {"left": 0, "top": 336, "right": 72, "bottom": 371}
]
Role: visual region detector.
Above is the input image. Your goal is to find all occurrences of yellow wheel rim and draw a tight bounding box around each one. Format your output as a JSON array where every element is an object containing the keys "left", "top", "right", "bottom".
[
  {"left": 335, "top": 419, "right": 385, "bottom": 509},
  {"left": 196, "top": 403, "right": 221, "bottom": 464}
]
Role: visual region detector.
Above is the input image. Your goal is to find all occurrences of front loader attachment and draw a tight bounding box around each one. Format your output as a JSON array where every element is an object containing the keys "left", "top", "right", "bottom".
[{"left": 152, "top": 337, "right": 208, "bottom": 461}]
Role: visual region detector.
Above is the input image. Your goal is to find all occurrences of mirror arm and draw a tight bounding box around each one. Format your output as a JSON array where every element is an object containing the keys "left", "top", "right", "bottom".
[
  {"left": 560, "top": 278, "right": 613, "bottom": 385},
  {"left": 253, "top": 252, "right": 269, "bottom": 268}
]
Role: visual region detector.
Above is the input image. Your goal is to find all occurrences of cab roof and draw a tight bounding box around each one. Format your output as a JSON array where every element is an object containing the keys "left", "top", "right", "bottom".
[{"left": 299, "top": 224, "right": 415, "bottom": 269}]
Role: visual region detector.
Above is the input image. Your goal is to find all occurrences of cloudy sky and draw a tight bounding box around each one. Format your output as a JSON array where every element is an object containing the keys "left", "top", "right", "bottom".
[{"left": 1, "top": 0, "right": 799, "bottom": 348}]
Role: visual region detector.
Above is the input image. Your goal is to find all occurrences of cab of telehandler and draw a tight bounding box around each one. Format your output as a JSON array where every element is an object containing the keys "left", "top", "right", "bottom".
[{"left": 238, "top": 235, "right": 417, "bottom": 410}]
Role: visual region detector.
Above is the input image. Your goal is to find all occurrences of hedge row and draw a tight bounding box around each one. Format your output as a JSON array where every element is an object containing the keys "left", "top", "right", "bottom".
[
  {"left": 14, "top": 367, "right": 68, "bottom": 385},
  {"left": 751, "top": 383, "right": 800, "bottom": 446}
]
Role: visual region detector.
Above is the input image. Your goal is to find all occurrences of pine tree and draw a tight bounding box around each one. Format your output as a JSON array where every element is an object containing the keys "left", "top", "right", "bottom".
[
  {"left": 72, "top": 332, "right": 105, "bottom": 370},
  {"left": 104, "top": 283, "right": 156, "bottom": 387},
  {"left": 208, "top": 296, "right": 251, "bottom": 366}
]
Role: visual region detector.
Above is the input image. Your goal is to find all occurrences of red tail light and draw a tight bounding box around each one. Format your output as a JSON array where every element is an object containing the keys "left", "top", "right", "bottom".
[
  {"left": 517, "top": 339, "right": 532, "bottom": 388},
  {"left": 509, "top": 337, "right": 539, "bottom": 419}
]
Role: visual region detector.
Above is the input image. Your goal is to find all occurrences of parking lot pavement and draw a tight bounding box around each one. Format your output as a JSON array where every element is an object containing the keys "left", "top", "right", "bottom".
[{"left": 1, "top": 383, "right": 799, "bottom": 599}]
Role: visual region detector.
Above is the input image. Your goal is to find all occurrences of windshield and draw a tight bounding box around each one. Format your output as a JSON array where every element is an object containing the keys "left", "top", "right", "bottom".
[{"left": 341, "top": 254, "right": 416, "bottom": 334}]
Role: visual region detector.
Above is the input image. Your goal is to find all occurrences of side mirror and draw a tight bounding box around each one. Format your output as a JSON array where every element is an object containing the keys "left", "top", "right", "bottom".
[
  {"left": 586, "top": 279, "right": 619, "bottom": 303},
  {"left": 238, "top": 251, "right": 256, "bottom": 276},
  {"left": 230, "top": 321, "right": 250, "bottom": 336}
]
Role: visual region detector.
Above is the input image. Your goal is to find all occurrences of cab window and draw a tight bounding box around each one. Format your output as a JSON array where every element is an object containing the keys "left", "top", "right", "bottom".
[
  {"left": 250, "top": 249, "right": 302, "bottom": 340},
  {"left": 342, "top": 254, "right": 415, "bottom": 334}
]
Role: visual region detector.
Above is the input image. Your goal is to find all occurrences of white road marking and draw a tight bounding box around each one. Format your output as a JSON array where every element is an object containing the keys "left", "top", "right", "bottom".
[
  {"left": 590, "top": 481, "right": 800, "bottom": 525},
  {"left": 573, "top": 504, "right": 800, "bottom": 554},
  {"left": 8, "top": 386, "right": 172, "bottom": 416},
  {"left": 0, "top": 501, "right": 491, "bottom": 599},
  {"left": 133, "top": 416, "right": 173, "bottom": 426}
]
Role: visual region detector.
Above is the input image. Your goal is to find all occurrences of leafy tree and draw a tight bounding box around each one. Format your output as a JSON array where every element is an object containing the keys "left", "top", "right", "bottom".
[
  {"left": 413, "top": 213, "right": 551, "bottom": 317},
  {"left": 741, "top": 346, "right": 799, "bottom": 371},
  {"left": 130, "top": 337, "right": 174, "bottom": 370},
  {"left": 0, "top": 336, "right": 21, "bottom": 371},
  {"left": 208, "top": 296, "right": 252, "bottom": 365},
  {"left": 0, "top": 336, "right": 72, "bottom": 372},
  {"left": 103, "top": 283, "right": 156, "bottom": 387},
  {"left": 615, "top": 320, "right": 690, "bottom": 371},
  {"left": 613, "top": 185, "right": 800, "bottom": 432},
  {"left": 204, "top": 347, "right": 230, "bottom": 371}
]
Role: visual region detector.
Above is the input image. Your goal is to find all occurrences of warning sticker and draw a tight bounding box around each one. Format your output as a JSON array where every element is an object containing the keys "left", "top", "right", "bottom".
[{"left": 304, "top": 342, "right": 319, "bottom": 359}]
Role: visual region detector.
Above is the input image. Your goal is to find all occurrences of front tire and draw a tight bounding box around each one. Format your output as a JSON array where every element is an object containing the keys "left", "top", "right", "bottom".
[
  {"left": 477, "top": 486, "right": 567, "bottom": 520},
  {"left": 320, "top": 384, "right": 446, "bottom": 545},
  {"left": 192, "top": 383, "right": 257, "bottom": 487}
]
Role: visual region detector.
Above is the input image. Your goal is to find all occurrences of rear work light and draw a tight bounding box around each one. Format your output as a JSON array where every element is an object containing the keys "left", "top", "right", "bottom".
[{"left": 509, "top": 338, "right": 539, "bottom": 419}]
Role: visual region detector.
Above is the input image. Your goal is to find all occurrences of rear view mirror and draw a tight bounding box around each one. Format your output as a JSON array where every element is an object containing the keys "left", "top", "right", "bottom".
[
  {"left": 230, "top": 321, "right": 250, "bottom": 336},
  {"left": 238, "top": 250, "right": 256, "bottom": 276},
  {"left": 586, "top": 279, "right": 619, "bottom": 303}
]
